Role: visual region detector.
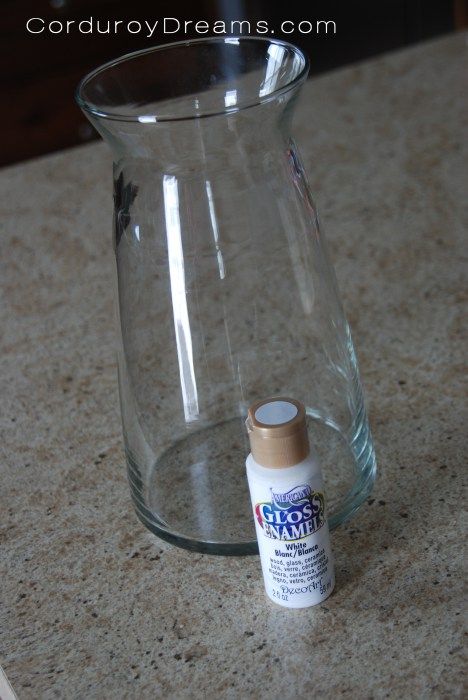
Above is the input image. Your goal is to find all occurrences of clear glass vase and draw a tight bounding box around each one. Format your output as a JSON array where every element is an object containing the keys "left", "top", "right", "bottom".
[{"left": 77, "top": 37, "right": 376, "bottom": 554}]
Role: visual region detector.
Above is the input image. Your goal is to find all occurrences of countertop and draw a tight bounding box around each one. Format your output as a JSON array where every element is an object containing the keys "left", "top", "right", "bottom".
[{"left": 1, "top": 34, "right": 466, "bottom": 698}]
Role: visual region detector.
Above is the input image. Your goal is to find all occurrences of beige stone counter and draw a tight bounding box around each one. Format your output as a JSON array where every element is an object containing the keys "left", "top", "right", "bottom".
[{"left": 1, "top": 33, "right": 465, "bottom": 698}]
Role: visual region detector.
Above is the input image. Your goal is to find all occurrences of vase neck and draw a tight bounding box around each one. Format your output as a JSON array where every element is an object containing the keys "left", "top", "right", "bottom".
[{"left": 90, "top": 92, "right": 301, "bottom": 173}]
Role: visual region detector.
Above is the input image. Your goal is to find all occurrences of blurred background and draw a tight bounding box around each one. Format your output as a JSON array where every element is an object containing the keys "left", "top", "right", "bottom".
[{"left": 2, "top": 0, "right": 466, "bottom": 166}]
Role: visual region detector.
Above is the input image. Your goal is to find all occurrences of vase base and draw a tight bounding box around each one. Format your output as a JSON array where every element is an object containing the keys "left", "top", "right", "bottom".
[{"left": 126, "top": 413, "right": 376, "bottom": 555}]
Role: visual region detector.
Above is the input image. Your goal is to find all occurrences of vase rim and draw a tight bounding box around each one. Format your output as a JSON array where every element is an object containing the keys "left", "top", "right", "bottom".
[{"left": 75, "top": 36, "right": 309, "bottom": 124}]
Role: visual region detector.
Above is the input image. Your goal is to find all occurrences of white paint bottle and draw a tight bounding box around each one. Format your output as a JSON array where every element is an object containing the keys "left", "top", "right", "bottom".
[{"left": 245, "top": 397, "right": 335, "bottom": 608}]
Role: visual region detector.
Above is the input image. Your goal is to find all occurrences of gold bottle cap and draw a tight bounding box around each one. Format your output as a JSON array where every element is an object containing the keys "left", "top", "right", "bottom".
[{"left": 245, "top": 397, "right": 310, "bottom": 468}]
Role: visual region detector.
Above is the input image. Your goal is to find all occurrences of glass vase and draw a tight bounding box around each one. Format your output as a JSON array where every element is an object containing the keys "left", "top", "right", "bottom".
[{"left": 76, "top": 37, "right": 376, "bottom": 554}]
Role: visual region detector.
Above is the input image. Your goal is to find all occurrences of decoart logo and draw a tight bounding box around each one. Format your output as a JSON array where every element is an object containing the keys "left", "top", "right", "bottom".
[{"left": 255, "top": 484, "right": 325, "bottom": 541}]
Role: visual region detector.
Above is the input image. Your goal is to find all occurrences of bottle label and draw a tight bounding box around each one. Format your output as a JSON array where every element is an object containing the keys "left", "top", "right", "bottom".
[
  {"left": 248, "top": 469, "right": 335, "bottom": 608},
  {"left": 255, "top": 484, "right": 325, "bottom": 540}
]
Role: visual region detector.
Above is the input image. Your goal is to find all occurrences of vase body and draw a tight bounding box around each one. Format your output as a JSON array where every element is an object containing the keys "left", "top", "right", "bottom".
[{"left": 77, "top": 38, "right": 376, "bottom": 554}]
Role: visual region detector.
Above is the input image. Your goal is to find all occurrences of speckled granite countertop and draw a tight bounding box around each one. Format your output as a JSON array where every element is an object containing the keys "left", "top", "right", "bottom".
[{"left": 1, "top": 34, "right": 466, "bottom": 698}]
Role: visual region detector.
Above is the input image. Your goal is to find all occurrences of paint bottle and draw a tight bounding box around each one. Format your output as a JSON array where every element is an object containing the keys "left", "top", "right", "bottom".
[{"left": 245, "top": 397, "right": 335, "bottom": 608}]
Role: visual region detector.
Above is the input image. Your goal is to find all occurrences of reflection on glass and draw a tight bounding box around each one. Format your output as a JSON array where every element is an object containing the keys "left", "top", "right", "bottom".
[
  {"left": 205, "top": 180, "right": 226, "bottom": 279},
  {"left": 163, "top": 175, "right": 199, "bottom": 422},
  {"left": 224, "top": 89, "right": 238, "bottom": 107},
  {"left": 259, "top": 44, "right": 287, "bottom": 97}
]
